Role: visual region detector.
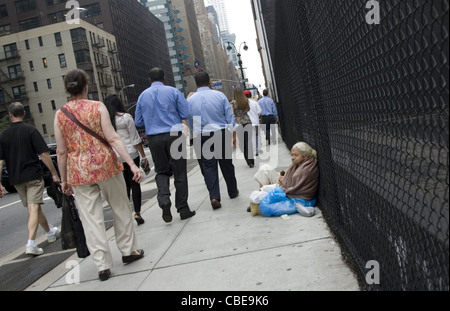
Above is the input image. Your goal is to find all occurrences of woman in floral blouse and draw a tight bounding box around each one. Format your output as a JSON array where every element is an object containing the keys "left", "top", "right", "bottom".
[{"left": 54, "top": 69, "right": 144, "bottom": 281}]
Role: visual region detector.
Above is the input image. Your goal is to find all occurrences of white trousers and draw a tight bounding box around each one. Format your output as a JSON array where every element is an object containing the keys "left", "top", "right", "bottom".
[{"left": 73, "top": 173, "right": 139, "bottom": 272}]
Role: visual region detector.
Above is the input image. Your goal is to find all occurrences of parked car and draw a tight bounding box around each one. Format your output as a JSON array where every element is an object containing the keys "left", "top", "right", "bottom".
[{"left": 1, "top": 144, "right": 58, "bottom": 193}]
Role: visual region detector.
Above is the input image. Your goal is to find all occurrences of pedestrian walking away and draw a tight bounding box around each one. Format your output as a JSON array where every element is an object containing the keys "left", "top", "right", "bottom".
[
  {"left": 0, "top": 102, "right": 60, "bottom": 256},
  {"left": 231, "top": 87, "right": 255, "bottom": 167},
  {"left": 258, "top": 89, "right": 279, "bottom": 145},
  {"left": 244, "top": 90, "right": 262, "bottom": 156},
  {"left": 135, "top": 67, "right": 196, "bottom": 223},
  {"left": 105, "top": 94, "right": 148, "bottom": 226},
  {"left": 54, "top": 69, "right": 144, "bottom": 282},
  {"left": 188, "top": 72, "right": 240, "bottom": 210}
]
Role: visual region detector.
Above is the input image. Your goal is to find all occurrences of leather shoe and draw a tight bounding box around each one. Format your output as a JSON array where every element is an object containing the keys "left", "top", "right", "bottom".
[
  {"left": 180, "top": 209, "right": 196, "bottom": 220},
  {"left": 211, "top": 199, "right": 222, "bottom": 210},
  {"left": 122, "top": 249, "right": 144, "bottom": 264},
  {"left": 161, "top": 203, "right": 172, "bottom": 223},
  {"left": 230, "top": 190, "right": 240, "bottom": 199},
  {"left": 98, "top": 269, "right": 111, "bottom": 281}
]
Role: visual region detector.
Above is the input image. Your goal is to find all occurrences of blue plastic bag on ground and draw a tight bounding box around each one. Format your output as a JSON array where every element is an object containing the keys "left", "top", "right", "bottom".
[{"left": 259, "top": 186, "right": 297, "bottom": 217}]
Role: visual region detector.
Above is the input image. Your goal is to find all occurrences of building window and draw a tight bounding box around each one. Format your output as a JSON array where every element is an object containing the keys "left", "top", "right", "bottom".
[
  {"left": 42, "top": 124, "right": 47, "bottom": 135},
  {"left": 33, "top": 82, "right": 38, "bottom": 92},
  {"left": 8, "top": 64, "right": 22, "bottom": 79},
  {"left": 51, "top": 100, "right": 56, "bottom": 110},
  {"left": 47, "top": 79, "right": 52, "bottom": 89},
  {"left": 0, "top": 4, "right": 8, "bottom": 18},
  {"left": 83, "top": 3, "right": 101, "bottom": 18},
  {"left": 12, "top": 85, "right": 26, "bottom": 99},
  {"left": 70, "top": 28, "right": 87, "bottom": 43},
  {"left": 38, "top": 36, "right": 43, "bottom": 46},
  {"left": 74, "top": 50, "right": 91, "bottom": 64},
  {"left": 4, "top": 43, "right": 18, "bottom": 58},
  {"left": 54, "top": 32, "right": 62, "bottom": 46},
  {"left": 0, "top": 90, "right": 5, "bottom": 104},
  {"left": 0, "top": 24, "right": 11, "bottom": 35},
  {"left": 42, "top": 58, "right": 48, "bottom": 68},
  {"left": 58, "top": 53, "right": 66, "bottom": 68},
  {"left": 46, "top": 0, "right": 66, "bottom": 5},
  {"left": 38, "top": 103, "right": 43, "bottom": 113},
  {"left": 48, "top": 10, "right": 66, "bottom": 24},
  {"left": 18, "top": 16, "right": 40, "bottom": 31},
  {"left": 15, "top": 0, "right": 36, "bottom": 14},
  {"left": 29, "top": 61, "right": 34, "bottom": 71}
]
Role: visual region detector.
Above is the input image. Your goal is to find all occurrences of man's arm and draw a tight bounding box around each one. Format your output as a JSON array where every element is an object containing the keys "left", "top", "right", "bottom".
[{"left": 40, "top": 152, "right": 60, "bottom": 183}]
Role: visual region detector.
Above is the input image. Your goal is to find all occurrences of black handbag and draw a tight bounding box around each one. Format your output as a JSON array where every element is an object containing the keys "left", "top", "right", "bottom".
[{"left": 57, "top": 182, "right": 90, "bottom": 258}]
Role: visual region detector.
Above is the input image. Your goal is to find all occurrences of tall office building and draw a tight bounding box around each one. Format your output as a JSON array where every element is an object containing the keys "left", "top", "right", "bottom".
[
  {"left": 205, "top": 0, "right": 229, "bottom": 38},
  {"left": 0, "top": 20, "right": 124, "bottom": 141},
  {"left": 170, "top": 0, "right": 206, "bottom": 94},
  {"left": 194, "top": 0, "right": 238, "bottom": 98},
  {"left": 205, "top": 1, "right": 238, "bottom": 69},
  {"left": 0, "top": 0, "right": 174, "bottom": 108},
  {"left": 140, "top": 0, "right": 186, "bottom": 95}
]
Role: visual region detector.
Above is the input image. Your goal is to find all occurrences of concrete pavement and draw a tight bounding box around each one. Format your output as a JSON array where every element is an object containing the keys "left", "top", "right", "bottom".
[{"left": 26, "top": 138, "right": 360, "bottom": 292}]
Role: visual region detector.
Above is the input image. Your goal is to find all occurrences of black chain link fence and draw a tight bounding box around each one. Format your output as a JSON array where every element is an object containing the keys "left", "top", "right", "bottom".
[{"left": 270, "top": 0, "right": 449, "bottom": 290}]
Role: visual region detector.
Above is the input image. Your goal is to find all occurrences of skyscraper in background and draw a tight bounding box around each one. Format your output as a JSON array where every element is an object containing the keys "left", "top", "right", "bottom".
[
  {"left": 205, "top": 0, "right": 229, "bottom": 38},
  {"left": 140, "top": 0, "right": 186, "bottom": 95},
  {"left": 205, "top": 0, "right": 238, "bottom": 68}
]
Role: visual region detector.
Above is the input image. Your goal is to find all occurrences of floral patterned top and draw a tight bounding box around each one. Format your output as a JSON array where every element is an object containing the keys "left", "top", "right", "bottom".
[
  {"left": 56, "top": 99, "right": 123, "bottom": 186},
  {"left": 231, "top": 100, "right": 252, "bottom": 125}
]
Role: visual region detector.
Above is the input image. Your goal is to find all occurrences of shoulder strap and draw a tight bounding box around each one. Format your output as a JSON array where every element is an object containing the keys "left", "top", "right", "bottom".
[{"left": 60, "top": 107, "right": 113, "bottom": 151}]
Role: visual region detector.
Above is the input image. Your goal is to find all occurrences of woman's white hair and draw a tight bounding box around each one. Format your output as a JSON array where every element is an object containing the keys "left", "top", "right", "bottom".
[{"left": 292, "top": 142, "right": 317, "bottom": 159}]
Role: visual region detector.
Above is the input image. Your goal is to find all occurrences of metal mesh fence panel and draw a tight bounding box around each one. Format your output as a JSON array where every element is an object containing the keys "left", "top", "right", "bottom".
[{"left": 271, "top": 0, "right": 449, "bottom": 290}]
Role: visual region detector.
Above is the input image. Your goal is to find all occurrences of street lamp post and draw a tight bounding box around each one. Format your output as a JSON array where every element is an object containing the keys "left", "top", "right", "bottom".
[
  {"left": 119, "top": 84, "right": 135, "bottom": 106},
  {"left": 227, "top": 41, "right": 249, "bottom": 90}
]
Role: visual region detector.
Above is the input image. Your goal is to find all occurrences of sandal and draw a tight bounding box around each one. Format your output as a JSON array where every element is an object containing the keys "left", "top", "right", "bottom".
[{"left": 134, "top": 213, "right": 145, "bottom": 226}]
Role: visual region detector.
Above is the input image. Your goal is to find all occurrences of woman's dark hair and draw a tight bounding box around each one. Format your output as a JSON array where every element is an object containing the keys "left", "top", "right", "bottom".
[
  {"left": 64, "top": 69, "right": 89, "bottom": 97},
  {"left": 104, "top": 94, "right": 126, "bottom": 130}
]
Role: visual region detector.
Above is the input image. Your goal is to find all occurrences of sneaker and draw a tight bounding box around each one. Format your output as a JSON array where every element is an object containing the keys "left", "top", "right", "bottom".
[
  {"left": 47, "top": 226, "right": 59, "bottom": 243},
  {"left": 26, "top": 244, "right": 44, "bottom": 256}
]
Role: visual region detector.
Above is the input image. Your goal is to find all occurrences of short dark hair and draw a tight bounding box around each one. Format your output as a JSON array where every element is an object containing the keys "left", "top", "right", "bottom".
[
  {"left": 65, "top": 69, "right": 89, "bottom": 97},
  {"left": 195, "top": 72, "right": 210, "bottom": 87},
  {"left": 8, "top": 102, "right": 25, "bottom": 118},
  {"left": 149, "top": 68, "right": 165, "bottom": 82},
  {"left": 263, "top": 89, "right": 269, "bottom": 96}
]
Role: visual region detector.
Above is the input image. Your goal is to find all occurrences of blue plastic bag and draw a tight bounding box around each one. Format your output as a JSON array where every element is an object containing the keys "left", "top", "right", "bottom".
[{"left": 259, "top": 187, "right": 297, "bottom": 217}]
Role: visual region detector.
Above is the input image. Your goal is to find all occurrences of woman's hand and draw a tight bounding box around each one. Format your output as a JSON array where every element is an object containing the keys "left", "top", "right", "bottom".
[
  {"left": 131, "top": 164, "right": 143, "bottom": 183},
  {"left": 62, "top": 181, "right": 74, "bottom": 195}
]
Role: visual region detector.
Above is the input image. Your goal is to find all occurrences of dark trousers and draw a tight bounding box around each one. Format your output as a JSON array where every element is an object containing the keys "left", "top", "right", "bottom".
[
  {"left": 148, "top": 132, "right": 189, "bottom": 212},
  {"left": 123, "top": 156, "right": 142, "bottom": 213},
  {"left": 200, "top": 130, "right": 238, "bottom": 201},
  {"left": 237, "top": 124, "right": 254, "bottom": 166},
  {"left": 261, "top": 115, "right": 277, "bottom": 144}
]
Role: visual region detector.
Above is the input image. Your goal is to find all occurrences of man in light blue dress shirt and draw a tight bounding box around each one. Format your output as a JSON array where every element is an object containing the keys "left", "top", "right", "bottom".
[
  {"left": 258, "top": 89, "right": 279, "bottom": 145},
  {"left": 135, "top": 68, "right": 195, "bottom": 223},
  {"left": 188, "top": 72, "right": 239, "bottom": 210}
]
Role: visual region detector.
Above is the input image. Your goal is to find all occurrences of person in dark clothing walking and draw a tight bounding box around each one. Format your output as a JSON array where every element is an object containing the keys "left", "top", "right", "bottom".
[
  {"left": 258, "top": 90, "right": 279, "bottom": 145},
  {"left": 0, "top": 102, "right": 60, "bottom": 256},
  {"left": 135, "top": 68, "right": 196, "bottom": 222},
  {"left": 188, "top": 72, "right": 240, "bottom": 210}
]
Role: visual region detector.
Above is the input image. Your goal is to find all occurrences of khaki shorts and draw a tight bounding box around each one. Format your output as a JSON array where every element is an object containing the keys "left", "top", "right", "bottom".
[{"left": 14, "top": 179, "right": 45, "bottom": 207}]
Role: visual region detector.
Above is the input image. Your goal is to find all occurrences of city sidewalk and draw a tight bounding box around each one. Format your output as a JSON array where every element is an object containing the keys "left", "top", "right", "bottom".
[{"left": 26, "top": 139, "right": 360, "bottom": 291}]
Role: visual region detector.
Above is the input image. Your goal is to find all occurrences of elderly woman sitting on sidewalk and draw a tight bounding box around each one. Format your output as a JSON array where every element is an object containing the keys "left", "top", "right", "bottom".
[{"left": 252, "top": 142, "right": 319, "bottom": 217}]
